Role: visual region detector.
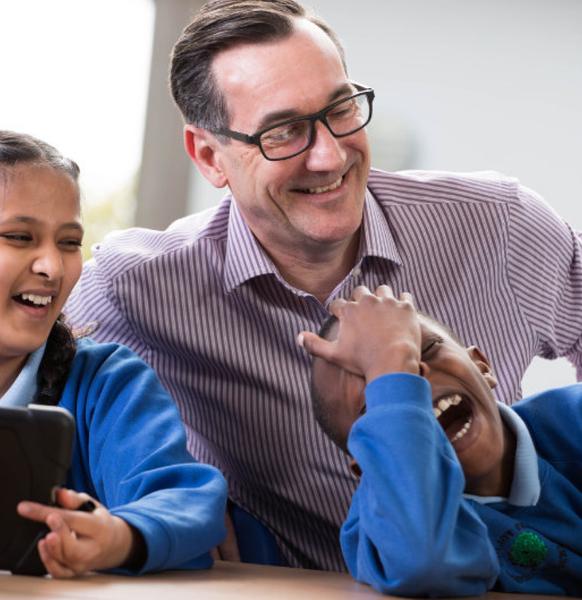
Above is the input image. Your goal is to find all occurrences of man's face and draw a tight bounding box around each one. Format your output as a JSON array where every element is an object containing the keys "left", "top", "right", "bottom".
[
  {"left": 313, "top": 318, "right": 508, "bottom": 494},
  {"left": 209, "top": 18, "right": 371, "bottom": 255}
]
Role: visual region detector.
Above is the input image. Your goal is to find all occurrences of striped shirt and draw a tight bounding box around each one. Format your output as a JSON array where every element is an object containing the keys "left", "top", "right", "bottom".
[{"left": 65, "top": 168, "right": 582, "bottom": 571}]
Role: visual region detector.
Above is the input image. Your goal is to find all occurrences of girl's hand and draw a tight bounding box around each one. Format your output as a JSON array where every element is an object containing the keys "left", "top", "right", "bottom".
[
  {"left": 299, "top": 285, "right": 422, "bottom": 382},
  {"left": 17, "top": 488, "right": 137, "bottom": 578}
]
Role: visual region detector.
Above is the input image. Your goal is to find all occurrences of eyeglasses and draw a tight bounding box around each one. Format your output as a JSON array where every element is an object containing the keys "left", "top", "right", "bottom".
[{"left": 210, "top": 83, "right": 375, "bottom": 161}]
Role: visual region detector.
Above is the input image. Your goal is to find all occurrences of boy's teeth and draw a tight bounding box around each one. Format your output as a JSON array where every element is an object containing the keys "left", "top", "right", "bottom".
[
  {"left": 21, "top": 293, "right": 53, "bottom": 306},
  {"left": 305, "top": 177, "right": 342, "bottom": 194},
  {"left": 451, "top": 416, "right": 473, "bottom": 443},
  {"left": 432, "top": 393, "right": 462, "bottom": 418}
]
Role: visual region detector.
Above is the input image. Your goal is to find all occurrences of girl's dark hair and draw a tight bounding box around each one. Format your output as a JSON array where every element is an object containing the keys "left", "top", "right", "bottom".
[
  {"left": 0, "top": 130, "right": 80, "bottom": 181},
  {"left": 0, "top": 130, "right": 80, "bottom": 405},
  {"left": 35, "top": 317, "right": 77, "bottom": 406}
]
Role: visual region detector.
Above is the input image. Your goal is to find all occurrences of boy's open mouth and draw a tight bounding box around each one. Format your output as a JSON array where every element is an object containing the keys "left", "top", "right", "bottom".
[
  {"left": 13, "top": 293, "right": 53, "bottom": 307},
  {"left": 433, "top": 393, "right": 474, "bottom": 445}
]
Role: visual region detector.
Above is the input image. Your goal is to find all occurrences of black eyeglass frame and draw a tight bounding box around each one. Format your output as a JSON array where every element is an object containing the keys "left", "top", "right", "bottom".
[{"left": 210, "top": 83, "right": 375, "bottom": 161}]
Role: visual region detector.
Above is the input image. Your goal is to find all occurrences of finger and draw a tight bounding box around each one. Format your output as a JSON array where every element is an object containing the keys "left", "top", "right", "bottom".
[
  {"left": 298, "top": 332, "right": 336, "bottom": 361},
  {"left": 55, "top": 488, "right": 99, "bottom": 511},
  {"left": 17, "top": 501, "right": 54, "bottom": 524},
  {"left": 399, "top": 291, "right": 415, "bottom": 306},
  {"left": 43, "top": 528, "right": 68, "bottom": 565},
  {"left": 351, "top": 285, "right": 373, "bottom": 302},
  {"left": 46, "top": 514, "right": 92, "bottom": 573},
  {"left": 375, "top": 284, "right": 394, "bottom": 299},
  {"left": 219, "top": 512, "right": 241, "bottom": 561},
  {"left": 52, "top": 508, "right": 102, "bottom": 537},
  {"left": 328, "top": 298, "right": 348, "bottom": 318},
  {"left": 18, "top": 501, "right": 96, "bottom": 536},
  {"left": 38, "top": 538, "right": 76, "bottom": 579}
]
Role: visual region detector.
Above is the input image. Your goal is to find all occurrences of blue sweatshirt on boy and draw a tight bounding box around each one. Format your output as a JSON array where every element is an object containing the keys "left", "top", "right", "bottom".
[{"left": 342, "top": 374, "right": 582, "bottom": 596}]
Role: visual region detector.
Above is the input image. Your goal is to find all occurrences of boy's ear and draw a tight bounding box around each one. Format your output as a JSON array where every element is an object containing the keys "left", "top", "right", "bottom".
[
  {"left": 467, "top": 346, "right": 497, "bottom": 389},
  {"left": 184, "top": 125, "right": 228, "bottom": 189}
]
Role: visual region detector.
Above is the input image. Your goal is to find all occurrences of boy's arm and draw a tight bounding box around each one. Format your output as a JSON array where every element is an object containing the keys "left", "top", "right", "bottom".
[{"left": 344, "top": 374, "right": 499, "bottom": 597}]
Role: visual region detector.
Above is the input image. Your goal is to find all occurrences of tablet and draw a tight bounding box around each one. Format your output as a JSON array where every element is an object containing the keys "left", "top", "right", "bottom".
[{"left": 0, "top": 404, "right": 74, "bottom": 575}]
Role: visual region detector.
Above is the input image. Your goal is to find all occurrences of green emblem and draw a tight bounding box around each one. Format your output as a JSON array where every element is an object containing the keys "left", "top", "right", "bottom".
[{"left": 509, "top": 531, "right": 548, "bottom": 568}]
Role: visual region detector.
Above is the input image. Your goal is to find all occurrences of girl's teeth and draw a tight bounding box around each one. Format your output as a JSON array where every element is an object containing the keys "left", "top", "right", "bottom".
[{"left": 21, "top": 293, "right": 52, "bottom": 306}]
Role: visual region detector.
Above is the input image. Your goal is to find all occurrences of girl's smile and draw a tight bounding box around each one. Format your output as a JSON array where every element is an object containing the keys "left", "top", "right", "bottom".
[{"left": 0, "top": 164, "right": 83, "bottom": 387}]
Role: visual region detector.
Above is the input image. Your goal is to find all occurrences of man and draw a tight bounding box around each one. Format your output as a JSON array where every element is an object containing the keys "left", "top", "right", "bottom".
[{"left": 65, "top": 0, "right": 582, "bottom": 571}]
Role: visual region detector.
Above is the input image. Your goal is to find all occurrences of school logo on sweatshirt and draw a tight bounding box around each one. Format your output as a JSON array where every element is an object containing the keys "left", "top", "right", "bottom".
[{"left": 495, "top": 523, "right": 567, "bottom": 584}]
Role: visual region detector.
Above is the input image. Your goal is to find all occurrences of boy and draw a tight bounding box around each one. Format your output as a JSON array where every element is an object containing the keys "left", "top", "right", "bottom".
[{"left": 299, "top": 285, "right": 582, "bottom": 596}]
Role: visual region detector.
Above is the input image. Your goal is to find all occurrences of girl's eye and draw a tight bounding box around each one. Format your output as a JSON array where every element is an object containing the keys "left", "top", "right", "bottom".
[
  {"left": 0, "top": 233, "right": 32, "bottom": 243},
  {"left": 60, "top": 239, "right": 83, "bottom": 249}
]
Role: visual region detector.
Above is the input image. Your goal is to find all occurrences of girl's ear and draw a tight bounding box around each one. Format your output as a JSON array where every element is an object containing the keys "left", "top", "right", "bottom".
[
  {"left": 467, "top": 346, "right": 497, "bottom": 389},
  {"left": 184, "top": 125, "right": 228, "bottom": 189}
]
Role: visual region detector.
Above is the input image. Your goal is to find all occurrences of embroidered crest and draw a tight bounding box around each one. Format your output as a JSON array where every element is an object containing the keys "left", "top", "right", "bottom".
[{"left": 509, "top": 531, "right": 548, "bottom": 568}]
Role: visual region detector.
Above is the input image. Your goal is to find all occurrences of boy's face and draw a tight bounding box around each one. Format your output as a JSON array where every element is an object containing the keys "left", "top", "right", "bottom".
[{"left": 313, "top": 317, "right": 510, "bottom": 494}]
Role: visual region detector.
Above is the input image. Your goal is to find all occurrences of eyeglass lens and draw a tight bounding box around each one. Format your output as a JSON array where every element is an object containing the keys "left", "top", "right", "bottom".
[{"left": 259, "top": 92, "right": 371, "bottom": 160}]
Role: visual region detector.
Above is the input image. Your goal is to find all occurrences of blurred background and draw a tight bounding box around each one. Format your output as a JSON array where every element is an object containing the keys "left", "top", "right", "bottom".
[{"left": 1, "top": 0, "right": 581, "bottom": 394}]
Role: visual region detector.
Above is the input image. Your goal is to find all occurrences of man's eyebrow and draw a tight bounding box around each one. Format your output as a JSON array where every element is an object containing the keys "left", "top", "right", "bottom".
[{"left": 255, "top": 82, "right": 355, "bottom": 131}]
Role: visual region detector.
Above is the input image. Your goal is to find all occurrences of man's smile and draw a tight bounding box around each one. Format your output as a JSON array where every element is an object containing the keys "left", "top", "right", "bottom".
[{"left": 297, "top": 175, "right": 343, "bottom": 194}]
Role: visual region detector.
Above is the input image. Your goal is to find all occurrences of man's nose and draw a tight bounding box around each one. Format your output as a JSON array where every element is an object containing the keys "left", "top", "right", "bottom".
[{"left": 304, "top": 120, "right": 346, "bottom": 171}]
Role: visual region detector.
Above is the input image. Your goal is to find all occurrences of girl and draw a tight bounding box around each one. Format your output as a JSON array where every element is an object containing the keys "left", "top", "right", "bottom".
[{"left": 0, "top": 130, "right": 227, "bottom": 577}]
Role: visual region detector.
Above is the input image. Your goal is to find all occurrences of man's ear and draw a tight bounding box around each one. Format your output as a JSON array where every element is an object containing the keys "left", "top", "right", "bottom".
[
  {"left": 184, "top": 124, "right": 228, "bottom": 188},
  {"left": 467, "top": 346, "right": 497, "bottom": 389}
]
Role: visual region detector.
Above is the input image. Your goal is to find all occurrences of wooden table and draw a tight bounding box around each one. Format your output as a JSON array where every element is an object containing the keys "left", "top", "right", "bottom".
[{"left": 0, "top": 560, "right": 574, "bottom": 600}]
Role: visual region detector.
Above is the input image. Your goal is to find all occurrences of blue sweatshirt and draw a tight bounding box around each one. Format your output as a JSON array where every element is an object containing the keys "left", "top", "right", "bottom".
[
  {"left": 58, "top": 338, "right": 227, "bottom": 573},
  {"left": 342, "top": 374, "right": 582, "bottom": 596}
]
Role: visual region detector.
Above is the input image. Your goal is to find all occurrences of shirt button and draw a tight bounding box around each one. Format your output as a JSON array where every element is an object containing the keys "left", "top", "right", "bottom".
[{"left": 351, "top": 267, "right": 362, "bottom": 277}]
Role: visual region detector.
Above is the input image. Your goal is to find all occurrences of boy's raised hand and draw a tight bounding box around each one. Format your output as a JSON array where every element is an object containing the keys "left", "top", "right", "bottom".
[
  {"left": 17, "top": 488, "right": 139, "bottom": 578},
  {"left": 299, "top": 285, "right": 422, "bottom": 382}
]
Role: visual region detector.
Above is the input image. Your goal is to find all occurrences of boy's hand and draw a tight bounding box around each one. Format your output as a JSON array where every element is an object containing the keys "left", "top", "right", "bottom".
[
  {"left": 17, "top": 488, "right": 135, "bottom": 578},
  {"left": 299, "top": 285, "right": 422, "bottom": 382}
]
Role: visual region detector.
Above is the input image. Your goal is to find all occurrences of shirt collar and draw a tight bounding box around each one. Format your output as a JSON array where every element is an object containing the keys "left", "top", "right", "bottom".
[
  {"left": 223, "top": 187, "right": 402, "bottom": 293},
  {"left": 465, "top": 402, "right": 540, "bottom": 507},
  {"left": 223, "top": 197, "right": 279, "bottom": 293},
  {"left": 0, "top": 343, "right": 46, "bottom": 407},
  {"left": 357, "top": 187, "right": 402, "bottom": 266}
]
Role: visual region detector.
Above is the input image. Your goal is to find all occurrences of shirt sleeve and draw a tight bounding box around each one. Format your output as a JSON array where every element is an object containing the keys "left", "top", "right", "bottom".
[
  {"left": 69, "top": 342, "right": 227, "bottom": 573},
  {"left": 64, "top": 241, "right": 150, "bottom": 357},
  {"left": 505, "top": 183, "right": 582, "bottom": 377},
  {"left": 341, "top": 373, "right": 499, "bottom": 597}
]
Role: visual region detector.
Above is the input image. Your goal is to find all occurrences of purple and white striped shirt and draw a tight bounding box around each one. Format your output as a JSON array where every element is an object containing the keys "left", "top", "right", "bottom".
[{"left": 65, "top": 168, "right": 582, "bottom": 571}]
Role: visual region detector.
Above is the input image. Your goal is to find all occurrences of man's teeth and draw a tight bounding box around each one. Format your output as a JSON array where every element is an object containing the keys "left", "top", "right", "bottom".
[
  {"left": 450, "top": 416, "right": 473, "bottom": 443},
  {"left": 20, "top": 293, "right": 53, "bottom": 306},
  {"left": 432, "top": 393, "right": 462, "bottom": 418},
  {"left": 304, "top": 177, "right": 342, "bottom": 194}
]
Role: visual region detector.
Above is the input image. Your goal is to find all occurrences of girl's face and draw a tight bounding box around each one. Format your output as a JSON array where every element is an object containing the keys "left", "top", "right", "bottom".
[{"left": 0, "top": 165, "right": 83, "bottom": 361}]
